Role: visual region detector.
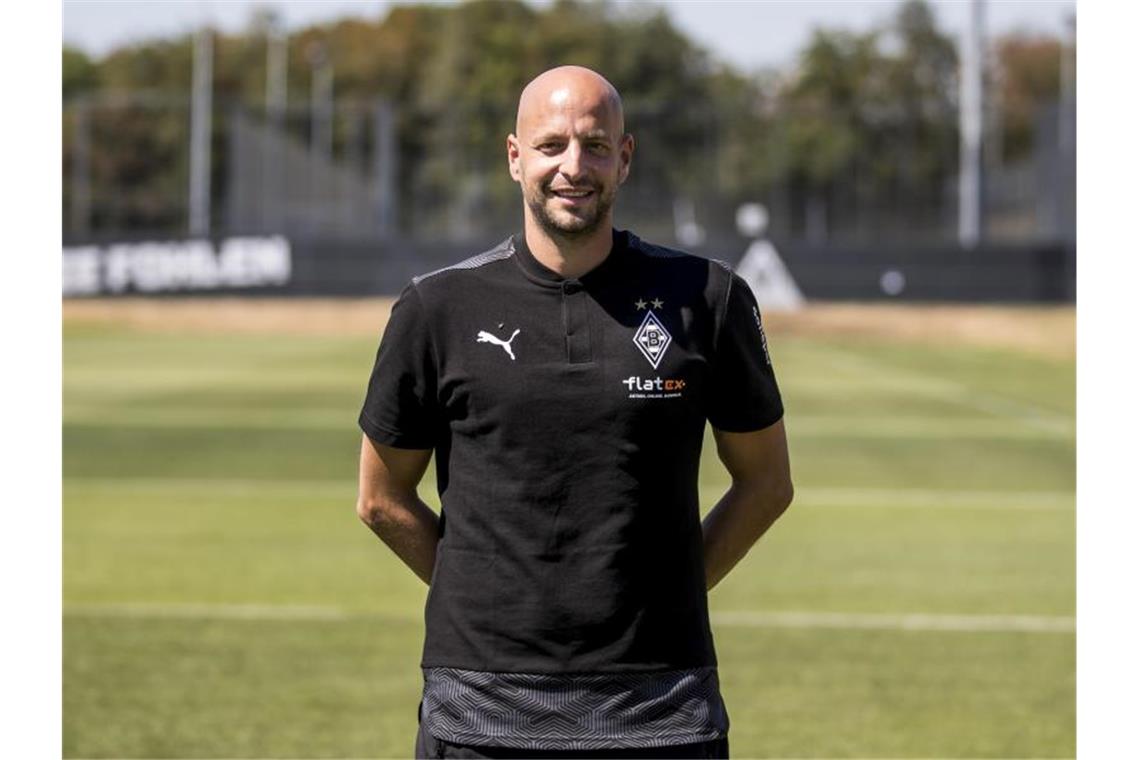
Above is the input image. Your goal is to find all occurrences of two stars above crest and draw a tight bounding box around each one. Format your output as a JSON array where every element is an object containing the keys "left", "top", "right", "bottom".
[{"left": 635, "top": 298, "right": 664, "bottom": 310}]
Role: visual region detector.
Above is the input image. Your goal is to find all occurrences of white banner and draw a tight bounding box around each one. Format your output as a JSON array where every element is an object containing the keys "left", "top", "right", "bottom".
[{"left": 63, "top": 236, "right": 291, "bottom": 296}]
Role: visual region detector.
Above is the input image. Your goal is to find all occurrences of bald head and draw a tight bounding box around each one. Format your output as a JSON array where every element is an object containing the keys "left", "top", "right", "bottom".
[
  {"left": 515, "top": 66, "right": 625, "bottom": 138},
  {"left": 507, "top": 65, "right": 634, "bottom": 246}
]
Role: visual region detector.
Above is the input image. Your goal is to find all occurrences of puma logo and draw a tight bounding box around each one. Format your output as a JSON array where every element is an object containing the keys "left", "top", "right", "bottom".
[{"left": 476, "top": 328, "right": 521, "bottom": 361}]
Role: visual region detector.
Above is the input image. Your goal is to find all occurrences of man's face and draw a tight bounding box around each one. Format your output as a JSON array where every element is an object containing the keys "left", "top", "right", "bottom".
[{"left": 508, "top": 85, "right": 634, "bottom": 238}]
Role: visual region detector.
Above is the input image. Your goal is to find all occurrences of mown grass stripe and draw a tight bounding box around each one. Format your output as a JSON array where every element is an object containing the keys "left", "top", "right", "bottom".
[{"left": 61, "top": 409, "right": 1075, "bottom": 439}]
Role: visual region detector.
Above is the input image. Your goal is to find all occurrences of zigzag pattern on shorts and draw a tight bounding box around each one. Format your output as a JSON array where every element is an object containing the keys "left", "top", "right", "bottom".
[{"left": 421, "top": 666, "right": 728, "bottom": 750}]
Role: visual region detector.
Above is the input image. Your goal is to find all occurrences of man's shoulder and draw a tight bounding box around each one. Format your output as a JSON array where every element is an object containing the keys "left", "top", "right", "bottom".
[
  {"left": 410, "top": 237, "right": 517, "bottom": 291},
  {"left": 623, "top": 231, "right": 735, "bottom": 288}
]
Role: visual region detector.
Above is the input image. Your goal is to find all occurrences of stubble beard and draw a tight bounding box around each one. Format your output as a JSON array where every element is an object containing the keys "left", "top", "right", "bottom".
[{"left": 526, "top": 181, "right": 616, "bottom": 240}]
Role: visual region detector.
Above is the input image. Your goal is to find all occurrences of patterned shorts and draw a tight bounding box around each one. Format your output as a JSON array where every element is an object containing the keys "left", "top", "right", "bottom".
[{"left": 414, "top": 707, "right": 729, "bottom": 759}]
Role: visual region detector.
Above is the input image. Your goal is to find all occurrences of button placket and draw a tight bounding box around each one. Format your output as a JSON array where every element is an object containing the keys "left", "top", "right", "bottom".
[{"left": 562, "top": 280, "right": 591, "bottom": 364}]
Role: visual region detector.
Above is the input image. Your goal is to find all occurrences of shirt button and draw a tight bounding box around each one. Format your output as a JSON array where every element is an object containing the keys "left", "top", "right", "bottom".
[{"left": 563, "top": 280, "right": 582, "bottom": 294}]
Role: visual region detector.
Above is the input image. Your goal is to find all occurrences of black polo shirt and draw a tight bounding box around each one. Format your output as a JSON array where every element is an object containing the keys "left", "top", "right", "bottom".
[{"left": 359, "top": 229, "right": 783, "bottom": 749}]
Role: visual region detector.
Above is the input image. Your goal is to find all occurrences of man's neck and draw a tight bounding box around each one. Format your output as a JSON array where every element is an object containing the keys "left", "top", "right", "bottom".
[{"left": 523, "top": 215, "right": 614, "bottom": 280}]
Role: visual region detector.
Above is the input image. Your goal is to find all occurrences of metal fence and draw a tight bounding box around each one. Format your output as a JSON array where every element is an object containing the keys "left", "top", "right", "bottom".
[{"left": 62, "top": 93, "right": 1075, "bottom": 249}]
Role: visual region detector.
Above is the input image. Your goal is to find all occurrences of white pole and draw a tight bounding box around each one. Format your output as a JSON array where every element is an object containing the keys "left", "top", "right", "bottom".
[
  {"left": 189, "top": 27, "right": 213, "bottom": 237},
  {"left": 958, "top": 0, "right": 984, "bottom": 248},
  {"left": 263, "top": 18, "right": 288, "bottom": 231},
  {"left": 266, "top": 20, "right": 287, "bottom": 127},
  {"left": 308, "top": 42, "right": 333, "bottom": 162},
  {"left": 315, "top": 63, "right": 334, "bottom": 162}
]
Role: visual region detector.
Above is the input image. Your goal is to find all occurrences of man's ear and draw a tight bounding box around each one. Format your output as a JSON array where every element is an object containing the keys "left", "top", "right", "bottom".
[
  {"left": 618, "top": 133, "right": 635, "bottom": 185},
  {"left": 507, "top": 134, "right": 521, "bottom": 182}
]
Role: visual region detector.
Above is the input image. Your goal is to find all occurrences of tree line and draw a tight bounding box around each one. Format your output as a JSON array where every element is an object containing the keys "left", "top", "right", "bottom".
[{"left": 63, "top": 0, "right": 1069, "bottom": 240}]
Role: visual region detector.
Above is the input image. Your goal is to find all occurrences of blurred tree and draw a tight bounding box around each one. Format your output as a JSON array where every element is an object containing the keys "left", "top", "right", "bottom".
[
  {"left": 883, "top": 0, "right": 958, "bottom": 191},
  {"left": 63, "top": 47, "right": 99, "bottom": 98},
  {"left": 97, "top": 37, "right": 194, "bottom": 92},
  {"left": 766, "top": 0, "right": 958, "bottom": 241},
  {"left": 411, "top": 0, "right": 537, "bottom": 232},
  {"left": 61, "top": 0, "right": 1064, "bottom": 243},
  {"left": 784, "top": 29, "right": 874, "bottom": 186},
  {"left": 601, "top": 4, "right": 719, "bottom": 200},
  {"left": 994, "top": 34, "right": 1062, "bottom": 162}
]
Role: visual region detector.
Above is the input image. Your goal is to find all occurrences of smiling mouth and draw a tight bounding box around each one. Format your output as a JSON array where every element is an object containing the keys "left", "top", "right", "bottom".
[{"left": 549, "top": 187, "right": 595, "bottom": 199}]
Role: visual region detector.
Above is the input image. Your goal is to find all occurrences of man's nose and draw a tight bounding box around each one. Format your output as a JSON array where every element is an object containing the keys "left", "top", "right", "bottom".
[{"left": 559, "top": 142, "right": 586, "bottom": 182}]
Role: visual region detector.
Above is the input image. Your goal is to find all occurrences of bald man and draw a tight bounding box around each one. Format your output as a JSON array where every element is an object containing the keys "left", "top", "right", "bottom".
[{"left": 357, "top": 66, "right": 792, "bottom": 758}]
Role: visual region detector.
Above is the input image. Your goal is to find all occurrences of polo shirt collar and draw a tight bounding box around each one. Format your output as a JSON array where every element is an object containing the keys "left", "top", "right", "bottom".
[{"left": 512, "top": 229, "right": 631, "bottom": 288}]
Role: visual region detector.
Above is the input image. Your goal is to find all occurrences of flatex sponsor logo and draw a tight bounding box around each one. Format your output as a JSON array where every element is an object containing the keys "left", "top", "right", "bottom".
[{"left": 622, "top": 375, "right": 686, "bottom": 399}]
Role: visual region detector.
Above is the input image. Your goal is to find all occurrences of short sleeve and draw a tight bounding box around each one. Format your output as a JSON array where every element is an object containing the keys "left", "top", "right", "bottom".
[
  {"left": 706, "top": 272, "right": 784, "bottom": 432},
  {"left": 358, "top": 283, "right": 439, "bottom": 449}
]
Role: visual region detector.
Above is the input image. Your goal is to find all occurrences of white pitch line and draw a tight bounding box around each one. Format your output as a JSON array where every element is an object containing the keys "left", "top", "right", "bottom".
[
  {"left": 64, "top": 603, "right": 1074, "bottom": 634},
  {"left": 710, "top": 610, "right": 1075, "bottom": 634},
  {"left": 63, "top": 602, "right": 382, "bottom": 622},
  {"left": 797, "top": 344, "right": 1072, "bottom": 434}
]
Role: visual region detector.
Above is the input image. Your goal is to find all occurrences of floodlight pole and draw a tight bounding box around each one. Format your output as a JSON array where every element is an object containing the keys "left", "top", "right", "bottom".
[
  {"left": 264, "top": 16, "right": 288, "bottom": 231},
  {"left": 189, "top": 26, "right": 213, "bottom": 237},
  {"left": 309, "top": 42, "right": 333, "bottom": 163},
  {"left": 958, "top": 0, "right": 985, "bottom": 248},
  {"left": 266, "top": 18, "right": 287, "bottom": 128}
]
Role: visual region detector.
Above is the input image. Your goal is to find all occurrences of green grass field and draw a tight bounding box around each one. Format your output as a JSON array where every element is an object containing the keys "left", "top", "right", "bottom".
[{"left": 63, "top": 306, "right": 1075, "bottom": 758}]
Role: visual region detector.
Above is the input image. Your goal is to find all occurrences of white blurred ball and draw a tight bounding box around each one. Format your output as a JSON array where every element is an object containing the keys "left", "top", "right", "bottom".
[
  {"left": 880, "top": 269, "right": 906, "bottom": 296},
  {"left": 736, "top": 203, "right": 769, "bottom": 238}
]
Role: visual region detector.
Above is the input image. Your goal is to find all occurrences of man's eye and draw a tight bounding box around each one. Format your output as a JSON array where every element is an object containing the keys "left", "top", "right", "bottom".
[
  {"left": 589, "top": 143, "right": 610, "bottom": 154},
  {"left": 537, "top": 143, "right": 563, "bottom": 153}
]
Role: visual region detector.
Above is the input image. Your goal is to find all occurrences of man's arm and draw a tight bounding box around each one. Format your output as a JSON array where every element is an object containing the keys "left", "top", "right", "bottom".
[
  {"left": 356, "top": 434, "right": 439, "bottom": 585},
  {"left": 702, "top": 418, "right": 793, "bottom": 591}
]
